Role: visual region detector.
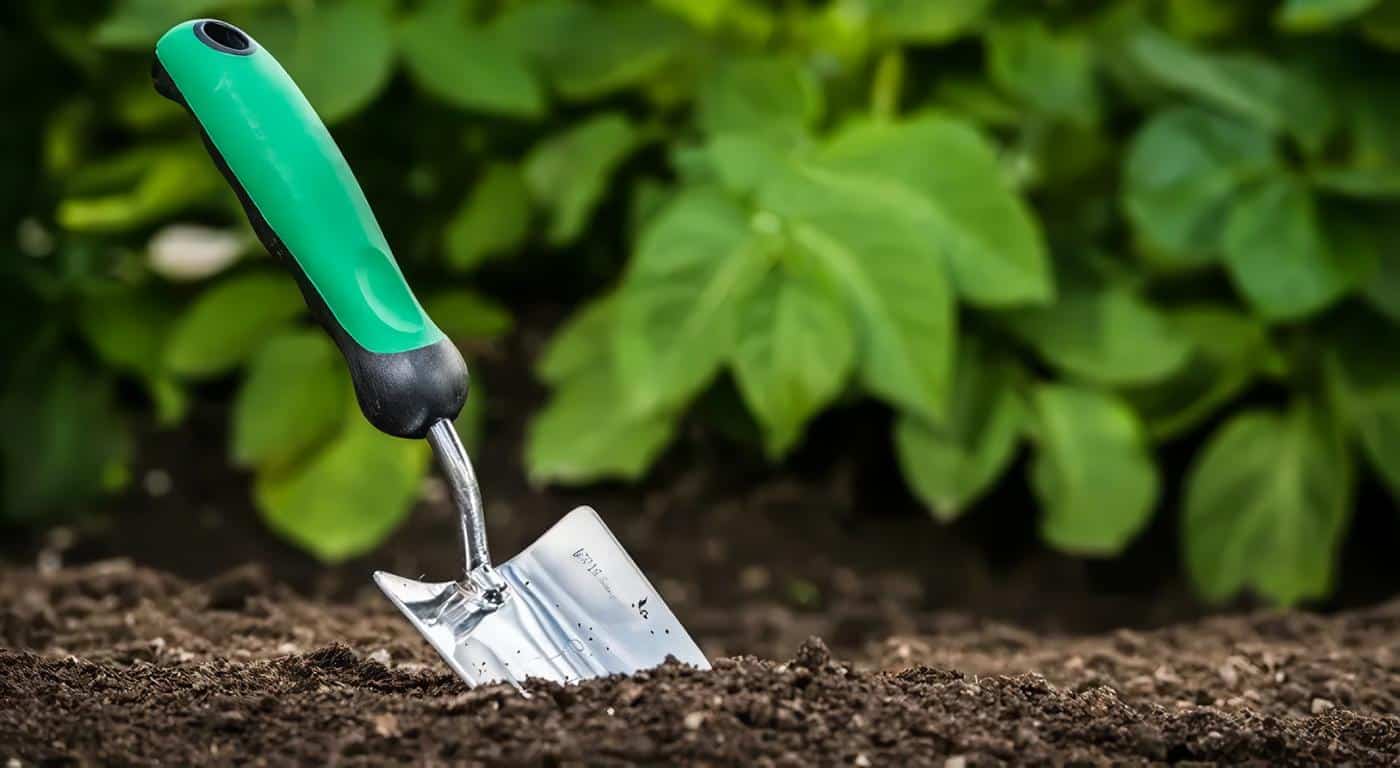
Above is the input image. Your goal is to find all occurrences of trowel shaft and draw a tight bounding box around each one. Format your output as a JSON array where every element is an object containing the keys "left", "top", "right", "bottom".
[{"left": 426, "top": 419, "right": 492, "bottom": 574}]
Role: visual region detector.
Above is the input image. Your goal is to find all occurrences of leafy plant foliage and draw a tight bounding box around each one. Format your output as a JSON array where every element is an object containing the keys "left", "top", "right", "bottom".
[{"left": 7, "top": 0, "right": 1400, "bottom": 601}]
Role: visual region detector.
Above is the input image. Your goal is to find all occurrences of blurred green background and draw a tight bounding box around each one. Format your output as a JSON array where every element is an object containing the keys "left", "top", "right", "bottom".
[{"left": 5, "top": 0, "right": 1400, "bottom": 607}]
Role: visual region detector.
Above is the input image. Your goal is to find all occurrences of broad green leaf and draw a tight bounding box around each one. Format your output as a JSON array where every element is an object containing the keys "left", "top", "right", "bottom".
[
  {"left": 445, "top": 163, "right": 532, "bottom": 271},
  {"left": 1166, "top": 0, "right": 1246, "bottom": 38},
  {"left": 932, "top": 77, "right": 1022, "bottom": 127},
  {"left": 1223, "top": 177, "right": 1354, "bottom": 321},
  {"left": 76, "top": 289, "right": 186, "bottom": 424},
  {"left": 731, "top": 272, "right": 855, "bottom": 457},
  {"left": 987, "top": 20, "right": 1099, "bottom": 125},
  {"left": 58, "top": 146, "right": 223, "bottom": 232},
  {"left": 526, "top": 366, "right": 679, "bottom": 484},
  {"left": 283, "top": 0, "right": 394, "bottom": 123},
  {"left": 697, "top": 55, "right": 822, "bottom": 144},
  {"left": 1126, "top": 306, "right": 1276, "bottom": 440},
  {"left": 0, "top": 358, "right": 129, "bottom": 521},
  {"left": 397, "top": 0, "right": 545, "bottom": 119},
  {"left": 94, "top": 0, "right": 233, "bottom": 48},
  {"left": 236, "top": 0, "right": 395, "bottom": 123},
  {"left": 652, "top": 0, "right": 732, "bottom": 29},
  {"left": 1029, "top": 384, "right": 1159, "bottom": 555},
  {"left": 1326, "top": 328, "right": 1400, "bottom": 497},
  {"left": 523, "top": 4, "right": 694, "bottom": 100},
  {"left": 1313, "top": 167, "right": 1400, "bottom": 199},
  {"left": 1004, "top": 287, "right": 1193, "bottom": 385},
  {"left": 867, "top": 0, "right": 989, "bottom": 44},
  {"left": 705, "top": 134, "right": 791, "bottom": 194},
  {"left": 256, "top": 405, "right": 429, "bottom": 562},
  {"left": 1276, "top": 0, "right": 1380, "bottom": 31},
  {"left": 524, "top": 113, "right": 640, "bottom": 245},
  {"left": 1122, "top": 107, "right": 1276, "bottom": 265},
  {"left": 895, "top": 342, "right": 1024, "bottom": 521},
  {"left": 759, "top": 166, "right": 956, "bottom": 421},
  {"left": 1362, "top": 217, "right": 1400, "bottom": 322},
  {"left": 1126, "top": 26, "right": 1332, "bottom": 150},
  {"left": 536, "top": 295, "right": 617, "bottom": 385},
  {"left": 615, "top": 188, "right": 768, "bottom": 412},
  {"left": 422, "top": 290, "right": 514, "bottom": 341},
  {"left": 820, "top": 115, "right": 1052, "bottom": 307},
  {"left": 1183, "top": 403, "right": 1350, "bottom": 604},
  {"left": 232, "top": 331, "right": 347, "bottom": 469},
  {"left": 1362, "top": 0, "right": 1400, "bottom": 48},
  {"left": 164, "top": 272, "right": 306, "bottom": 377},
  {"left": 454, "top": 376, "right": 487, "bottom": 453},
  {"left": 77, "top": 289, "right": 178, "bottom": 380}
]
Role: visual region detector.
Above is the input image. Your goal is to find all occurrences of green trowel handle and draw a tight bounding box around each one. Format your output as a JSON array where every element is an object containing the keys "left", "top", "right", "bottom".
[{"left": 152, "top": 19, "right": 467, "bottom": 439}]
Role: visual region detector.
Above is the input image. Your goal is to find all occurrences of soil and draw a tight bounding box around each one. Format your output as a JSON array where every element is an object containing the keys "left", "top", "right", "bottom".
[{"left": 3, "top": 560, "right": 1400, "bottom": 766}]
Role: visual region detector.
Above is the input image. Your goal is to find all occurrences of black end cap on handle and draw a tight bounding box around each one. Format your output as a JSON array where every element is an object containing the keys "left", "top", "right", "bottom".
[{"left": 152, "top": 58, "right": 469, "bottom": 439}]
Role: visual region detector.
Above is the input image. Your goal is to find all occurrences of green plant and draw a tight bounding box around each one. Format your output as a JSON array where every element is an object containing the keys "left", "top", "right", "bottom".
[
  {"left": 519, "top": 0, "right": 1400, "bottom": 607},
  {"left": 7, "top": 0, "right": 1400, "bottom": 603}
]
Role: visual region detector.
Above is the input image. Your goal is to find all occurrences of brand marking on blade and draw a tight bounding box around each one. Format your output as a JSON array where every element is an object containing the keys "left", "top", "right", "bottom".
[{"left": 570, "top": 547, "right": 619, "bottom": 601}]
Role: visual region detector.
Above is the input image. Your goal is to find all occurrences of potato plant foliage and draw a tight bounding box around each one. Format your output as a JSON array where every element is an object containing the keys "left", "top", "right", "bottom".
[{"left": 5, "top": 0, "right": 1400, "bottom": 604}]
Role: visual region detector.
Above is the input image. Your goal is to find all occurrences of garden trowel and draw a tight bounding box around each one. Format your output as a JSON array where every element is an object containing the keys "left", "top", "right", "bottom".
[{"left": 153, "top": 19, "right": 708, "bottom": 691}]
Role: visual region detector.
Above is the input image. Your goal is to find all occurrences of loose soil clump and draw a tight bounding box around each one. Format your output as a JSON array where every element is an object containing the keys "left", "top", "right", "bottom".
[{"left": 4, "top": 561, "right": 1399, "bottom": 765}]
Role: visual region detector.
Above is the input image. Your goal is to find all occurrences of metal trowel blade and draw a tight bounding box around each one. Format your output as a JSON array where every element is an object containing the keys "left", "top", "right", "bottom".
[{"left": 374, "top": 506, "right": 709, "bottom": 691}]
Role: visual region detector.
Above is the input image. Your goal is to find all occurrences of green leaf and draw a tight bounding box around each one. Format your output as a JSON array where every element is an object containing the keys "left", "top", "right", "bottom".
[
  {"left": 1362, "top": 0, "right": 1400, "bottom": 48},
  {"left": 254, "top": 404, "right": 430, "bottom": 562},
  {"left": 164, "top": 272, "right": 306, "bottom": 377},
  {"left": 867, "top": 0, "right": 989, "bottom": 44},
  {"left": 57, "top": 146, "right": 223, "bottom": 232},
  {"left": 0, "top": 358, "right": 129, "bottom": 521},
  {"left": 986, "top": 20, "right": 1099, "bottom": 125},
  {"left": 1126, "top": 306, "right": 1276, "bottom": 440},
  {"left": 232, "top": 331, "right": 347, "bottom": 469},
  {"left": 1276, "top": 0, "right": 1380, "bottom": 31},
  {"left": 286, "top": 0, "right": 394, "bottom": 123},
  {"left": 76, "top": 289, "right": 187, "bottom": 424},
  {"left": 1126, "top": 26, "right": 1332, "bottom": 149},
  {"left": 421, "top": 290, "right": 514, "bottom": 340},
  {"left": 445, "top": 163, "right": 532, "bottom": 271},
  {"left": 1029, "top": 384, "right": 1159, "bottom": 555},
  {"left": 1004, "top": 286, "right": 1193, "bottom": 386},
  {"left": 1223, "top": 176, "right": 1354, "bottom": 321},
  {"left": 705, "top": 134, "right": 792, "bottom": 195},
  {"left": 1183, "top": 403, "right": 1350, "bottom": 605},
  {"left": 397, "top": 0, "right": 545, "bottom": 119},
  {"left": 731, "top": 272, "right": 855, "bottom": 457},
  {"left": 1312, "top": 167, "right": 1400, "bottom": 199},
  {"left": 237, "top": 0, "right": 395, "bottom": 123},
  {"left": 758, "top": 166, "right": 956, "bottom": 421},
  {"left": 1122, "top": 107, "right": 1277, "bottom": 265},
  {"left": 614, "top": 188, "right": 768, "bottom": 412},
  {"left": 820, "top": 115, "right": 1052, "bottom": 307},
  {"left": 895, "top": 342, "right": 1024, "bottom": 521},
  {"left": 77, "top": 289, "right": 178, "bottom": 380},
  {"left": 1326, "top": 329, "right": 1400, "bottom": 498},
  {"left": 697, "top": 55, "right": 822, "bottom": 143},
  {"left": 526, "top": 366, "right": 679, "bottom": 484},
  {"left": 522, "top": 4, "right": 694, "bottom": 100},
  {"left": 1362, "top": 218, "right": 1400, "bottom": 322},
  {"left": 524, "top": 113, "right": 640, "bottom": 245},
  {"left": 536, "top": 295, "right": 617, "bottom": 385},
  {"left": 94, "top": 0, "right": 233, "bottom": 48}
]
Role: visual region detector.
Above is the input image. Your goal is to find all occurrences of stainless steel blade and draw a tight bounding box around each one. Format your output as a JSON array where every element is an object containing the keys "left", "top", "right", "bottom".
[{"left": 375, "top": 506, "right": 709, "bottom": 690}]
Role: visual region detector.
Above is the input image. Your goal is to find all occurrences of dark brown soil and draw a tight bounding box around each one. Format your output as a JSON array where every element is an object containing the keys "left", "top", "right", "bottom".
[{"left": 4, "top": 561, "right": 1400, "bottom": 766}]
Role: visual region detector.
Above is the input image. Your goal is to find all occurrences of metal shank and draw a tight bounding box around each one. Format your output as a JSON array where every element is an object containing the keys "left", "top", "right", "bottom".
[{"left": 426, "top": 419, "right": 491, "bottom": 574}]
